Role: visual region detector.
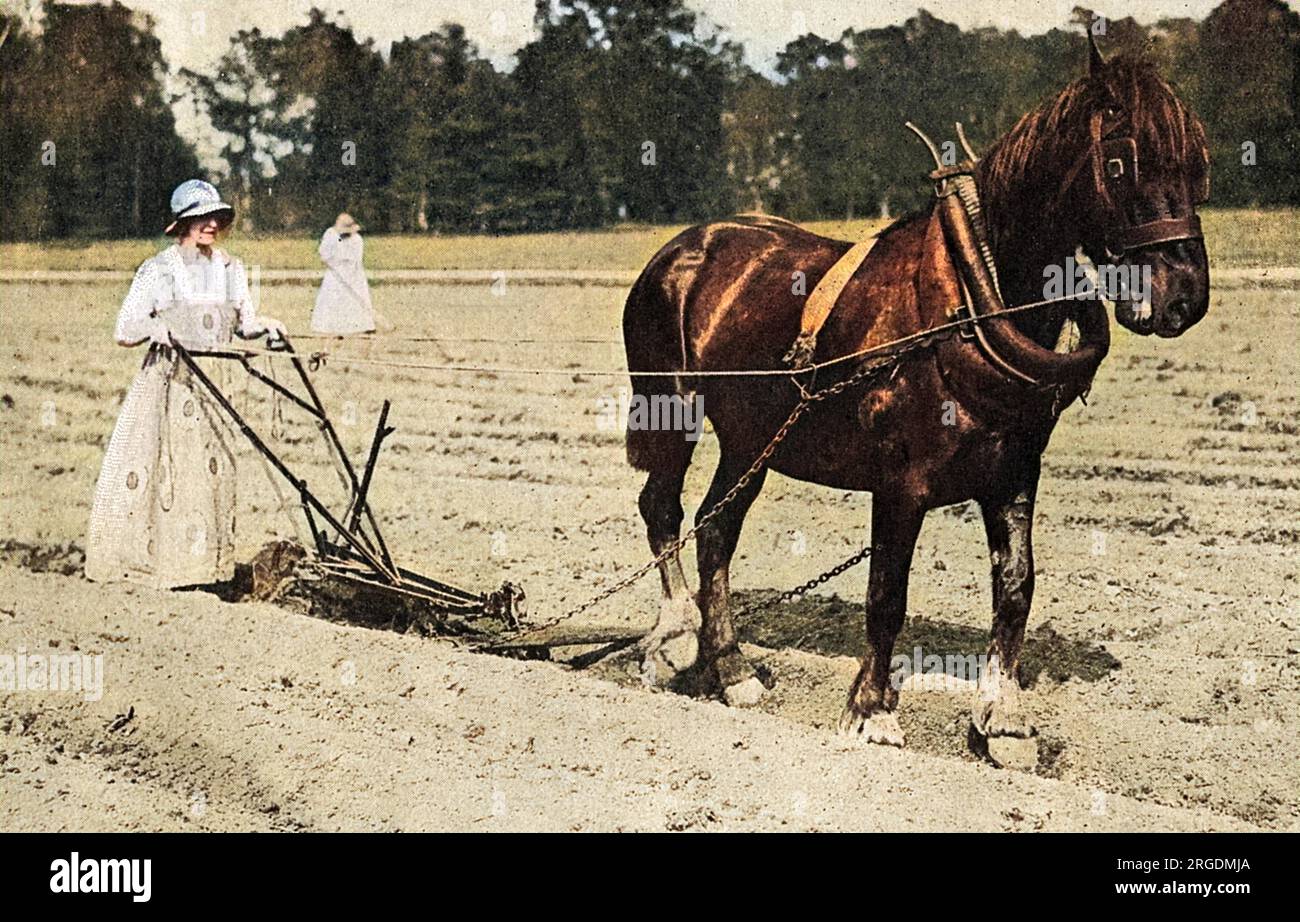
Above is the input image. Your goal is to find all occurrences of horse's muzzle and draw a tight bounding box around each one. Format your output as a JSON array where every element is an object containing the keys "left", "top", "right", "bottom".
[{"left": 1114, "top": 238, "right": 1209, "bottom": 337}]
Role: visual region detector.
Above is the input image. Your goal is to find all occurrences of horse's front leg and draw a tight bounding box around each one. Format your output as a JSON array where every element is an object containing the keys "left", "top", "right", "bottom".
[
  {"left": 839, "top": 492, "right": 925, "bottom": 746},
  {"left": 972, "top": 481, "right": 1039, "bottom": 740}
]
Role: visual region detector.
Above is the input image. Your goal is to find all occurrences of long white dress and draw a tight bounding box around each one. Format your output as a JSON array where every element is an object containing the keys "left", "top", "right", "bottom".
[
  {"left": 85, "top": 245, "right": 270, "bottom": 589},
  {"left": 311, "top": 230, "right": 375, "bottom": 334}
]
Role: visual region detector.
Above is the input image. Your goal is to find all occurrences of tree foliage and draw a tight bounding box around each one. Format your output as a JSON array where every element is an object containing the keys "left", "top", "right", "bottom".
[
  {"left": 1, "top": 0, "right": 1296, "bottom": 241},
  {"left": 1, "top": 0, "right": 198, "bottom": 238}
]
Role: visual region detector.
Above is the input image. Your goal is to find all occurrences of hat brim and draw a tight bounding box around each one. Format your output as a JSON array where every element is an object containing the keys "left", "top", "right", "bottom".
[{"left": 165, "top": 202, "right": 235, "bottom": 235}]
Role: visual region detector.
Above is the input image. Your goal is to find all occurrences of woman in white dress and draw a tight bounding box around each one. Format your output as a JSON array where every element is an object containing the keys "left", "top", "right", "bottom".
[
  {"left": 311, "top": 213, "right": 376, "bottom": 334},
  {"left": 85, "top": 179, "right": 286, "bottom": 589}
]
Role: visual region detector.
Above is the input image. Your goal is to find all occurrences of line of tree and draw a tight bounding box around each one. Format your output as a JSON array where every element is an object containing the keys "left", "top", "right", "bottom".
[{"left": 1, "top": 0, "right": 1296, "bottom": 240}]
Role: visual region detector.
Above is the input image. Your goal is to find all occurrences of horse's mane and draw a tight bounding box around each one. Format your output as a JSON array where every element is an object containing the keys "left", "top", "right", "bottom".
[{"left": 977, "top": 56, "right": 1209, "bottom": 250}]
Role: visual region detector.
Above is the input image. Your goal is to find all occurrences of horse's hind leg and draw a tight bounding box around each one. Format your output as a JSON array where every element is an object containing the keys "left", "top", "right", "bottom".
[
  {"left": 636, "top": 435, "right": 702, "bottom": 682},
  {"left": 694, "top": 450, "right": 768, "bottom": 707}
]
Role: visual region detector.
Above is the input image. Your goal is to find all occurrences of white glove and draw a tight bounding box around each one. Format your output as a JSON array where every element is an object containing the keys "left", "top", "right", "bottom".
[
  {"left": 262, "top": 317, "right": 287, "bottom": 342},
  {"left": 148, "top": 318, "right": 173, "bottom": 346},
  {"left": 243, "top": 317, "right": 287, "bottom": 341}
]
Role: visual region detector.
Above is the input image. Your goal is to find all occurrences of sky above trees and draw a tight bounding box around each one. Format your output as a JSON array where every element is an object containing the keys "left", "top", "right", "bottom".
[{"left": 111, "top": 0, "right": 1229, "bottom": 75}]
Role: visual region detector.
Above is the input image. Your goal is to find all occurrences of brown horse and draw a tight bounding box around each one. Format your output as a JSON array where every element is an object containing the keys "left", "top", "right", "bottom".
[{"left": 621, "top": 39, "right": 1210, "bottom": 747}]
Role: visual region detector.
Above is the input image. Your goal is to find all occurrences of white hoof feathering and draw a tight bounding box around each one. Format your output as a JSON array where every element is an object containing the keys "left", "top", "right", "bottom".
[
  {"left": 837, "top": 709, "right": 905, "bottom": 747},
  {"left": 640, "top": 597, "right": 701, "bottom": 682},
  {"left": 972, "top": 674, "right": 1037, "bottom": 739}
]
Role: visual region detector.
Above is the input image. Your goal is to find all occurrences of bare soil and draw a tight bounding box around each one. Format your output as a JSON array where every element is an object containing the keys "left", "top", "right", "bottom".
[{"left": 1, "top": 276, "right": 1295, "bottom": 831}]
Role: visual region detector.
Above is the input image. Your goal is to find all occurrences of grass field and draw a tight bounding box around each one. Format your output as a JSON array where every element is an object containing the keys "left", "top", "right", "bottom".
[{"left": 0, "top": 208, "right": 1295, "bottom": 272}]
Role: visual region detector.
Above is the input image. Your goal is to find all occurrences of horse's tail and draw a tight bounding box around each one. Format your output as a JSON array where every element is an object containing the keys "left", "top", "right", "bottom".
[{"left": 622, "top": 232, "right": 703, "bottom": 473}]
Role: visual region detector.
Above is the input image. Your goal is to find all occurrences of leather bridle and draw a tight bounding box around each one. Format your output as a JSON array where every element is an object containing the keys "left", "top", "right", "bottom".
[
  {"left": 1054, "top": 110, "right": 1207, "bottom": 259},
  {"left": 908, "top": 111, "right": 1207, "bottom": 416}
]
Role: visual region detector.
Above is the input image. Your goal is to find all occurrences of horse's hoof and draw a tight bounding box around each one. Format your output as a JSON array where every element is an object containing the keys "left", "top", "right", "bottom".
[
  {"left": 837, "top": 708, "right": 905, "bottom": 747},
  {"left": 971, "top": 681, "right": 1037, "bottom": 739},
  {"left": 640, "top": 630, "right": 698, "bottom": 686},
  {"left": 639, "top": 597, "right": 701, "bottom": 684},
  {"left": 986, "top": 735, "right": 1039, "bottom": 771},
  {"left": 656, "top": 629, "right": 699, "bottom": 674}
]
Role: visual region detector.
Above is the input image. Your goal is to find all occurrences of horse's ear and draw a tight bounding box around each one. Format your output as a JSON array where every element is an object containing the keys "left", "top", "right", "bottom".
[{"left": 1088, "top": 31, "right": 1107, "bottom": 74}]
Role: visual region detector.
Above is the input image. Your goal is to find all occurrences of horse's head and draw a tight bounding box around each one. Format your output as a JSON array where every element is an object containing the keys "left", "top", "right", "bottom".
[
  {"left": 1076, "top": 39, "right": 1211, "bottom": 337},
  {"left": 981, "top": 36, "right": 1211, "bottom": 338}
]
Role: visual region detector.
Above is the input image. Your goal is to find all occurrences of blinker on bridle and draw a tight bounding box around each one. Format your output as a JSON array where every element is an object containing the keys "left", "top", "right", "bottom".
[
  {"left": 1053, "top": 110, "right": 1206, "bottom": 259},
  {"left": 909, "top": 120, "right": 1112, "bottom": 415}
]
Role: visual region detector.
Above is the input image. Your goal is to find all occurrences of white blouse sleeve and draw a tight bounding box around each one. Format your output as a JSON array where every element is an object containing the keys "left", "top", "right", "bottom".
[
  {"left": 318, "top": 230, "right": 339, "bottom": 266},
  {"left": 113, "top": 260, "right": 167, "bottom": 346},
  {"left": 228, "top": 257, "right": 262, "bottom": 336}
]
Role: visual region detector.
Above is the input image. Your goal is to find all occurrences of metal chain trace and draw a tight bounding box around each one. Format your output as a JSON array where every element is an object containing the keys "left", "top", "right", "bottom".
[{"left": 510, "top": 353, "right": 903, "bottom": 640}]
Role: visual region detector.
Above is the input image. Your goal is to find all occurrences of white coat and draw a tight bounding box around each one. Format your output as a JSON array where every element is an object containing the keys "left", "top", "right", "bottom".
[{"left": 312, "top": 229, "right": 375, "bottom": 334}]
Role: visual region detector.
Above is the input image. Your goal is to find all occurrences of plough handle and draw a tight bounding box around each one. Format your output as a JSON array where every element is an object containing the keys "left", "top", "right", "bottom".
[
  {"left": 350, "top": 400, "right": 394, "bottom": 536},
  {"left": 172, "top": 341, "right": 399, "bottom": 584},
  {"left": 279, "top": 335, "right": 399, "bottom": 577}
]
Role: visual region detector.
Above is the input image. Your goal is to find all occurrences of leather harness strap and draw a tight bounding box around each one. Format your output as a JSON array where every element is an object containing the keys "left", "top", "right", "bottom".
[
  {"left": 783, "top": 235, "right": 879, "bottom": 367},
  {"left": 803, "top": 236, "right": 879, "bottom": 343},
  {"left": 1109, "top": 214, "right": 1202, "bottom": 251}
]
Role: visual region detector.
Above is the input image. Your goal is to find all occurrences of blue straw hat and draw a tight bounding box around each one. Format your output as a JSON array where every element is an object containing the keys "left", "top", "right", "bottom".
[{"left": 164, "top": 179, "right": 235, "bottom": 235}]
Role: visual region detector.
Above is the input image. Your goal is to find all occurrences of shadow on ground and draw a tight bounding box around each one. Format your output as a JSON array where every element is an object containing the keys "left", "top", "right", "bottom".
[{"left": 733, "top": 590, "right": 1120, "bottom": 684}]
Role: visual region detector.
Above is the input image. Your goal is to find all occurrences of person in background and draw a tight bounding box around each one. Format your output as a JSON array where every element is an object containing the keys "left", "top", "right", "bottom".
[
  {"left": 85, "top": 179, "right": 286, "bottom": 589},
  {"left": 312, "top": 212, "right": 377, "bottom": 335}
]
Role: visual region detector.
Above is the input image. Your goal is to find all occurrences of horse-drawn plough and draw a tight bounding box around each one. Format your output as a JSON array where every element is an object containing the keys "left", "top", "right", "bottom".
[
  {"left": 174, "top": 338, "right": 527, "bottom": 635},
  {"left": 168, "top": 129, "right": 1119, "bottom": 661},
  {"left": 172, "top": 322, "right": 902, "bottom": 658},
  {"left": 168, "top": 39, "right": 1212, "bottom": 723}
]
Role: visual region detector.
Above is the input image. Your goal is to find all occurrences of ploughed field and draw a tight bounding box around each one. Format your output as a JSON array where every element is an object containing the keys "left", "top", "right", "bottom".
[{"left": 0, "top": 213, "right": 1296, "bottom": 831}]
